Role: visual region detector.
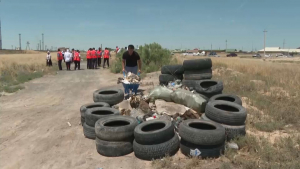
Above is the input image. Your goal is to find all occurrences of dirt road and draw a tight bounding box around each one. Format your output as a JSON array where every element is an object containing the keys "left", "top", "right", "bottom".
[{"left": 0, "top": 63, "right": 152, "bottom": 169}]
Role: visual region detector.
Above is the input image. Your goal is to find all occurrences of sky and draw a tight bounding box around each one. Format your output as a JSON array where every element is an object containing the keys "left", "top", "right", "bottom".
[{"left": 0, "top": 0, "right": 299, "bottom": 51}]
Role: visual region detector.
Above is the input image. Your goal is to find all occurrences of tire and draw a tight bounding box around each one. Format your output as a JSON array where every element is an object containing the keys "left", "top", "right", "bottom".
[
  {"left": 183, "top": 58, "right": 212, "bottom": 71},
  {"left": 194, "top": 80, "right": 223, "bottom": 96},
  {"left": 184, "top": 69, "right": 212, "bottom": 80},
  {"left": 205, "top": 101, "right": 247, "bottom": 125},
  {"left": 180, "top": 139, "right": 224, "bottom": 158},
  {"left": 96, "top": 137, "right": 133, "bottom": 157},
  {"left": 182, "top": 80, "right": 197, "bottom": 90},
  {"left": 161, "top": 65, "right": 184, "bottom": 75},
  {"left": 93, "top": 89, "right": 124, "bottom": 106},
  {"left": 81, "top": 116, "right": 85, "bottom": 126},
  {"left": 134, "top": 120, "right": 175, "bottom": 145},
  {"left": 85, "top": 107, "right": 120, "bottom": 127},
  {"left": 83, "top": 123, "right": 96, "bottom": 139},
  {"left": 133, "top": 134, "right": 180, "bottom": 161},
  {"left": 179, "top": 119, "right": 225, "bottom": 145},
  {"left": 95, "top": 116, "right": 138, "bottom": 141},
  {"left": 209, "top": 94, "right": 242, "bottom": 105},
  {"left": 201, "top": 114, "right": 246, "bottom": 141},
  {"left": 80, "top": 102, "right": 110, "bottom": 124},
  {"left": 159, "top": 74, "right": 183, "bottom": 85}
]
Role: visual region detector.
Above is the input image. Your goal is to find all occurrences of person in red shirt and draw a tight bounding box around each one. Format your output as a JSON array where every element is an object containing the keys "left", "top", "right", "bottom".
[
  {"left": 97, "top": 47, "right": 102, "bottom": 67},
  {"left": 103, "top": 47, "right": 111, "bottom": 68},
  {"left": 73, "top": 50, "right": 80, "bottom": 70},
  {"left": 91, "top": 48, "right": 97, "bottom": 69},
  {"left": 116, "top": 46, "right": 119, "bottom": 54},
  {"left": 86, "top": 48, "right": 91, "bottom": 69},
  {"left": 57, "top": 49, "right": 63, "bottom": 70}
]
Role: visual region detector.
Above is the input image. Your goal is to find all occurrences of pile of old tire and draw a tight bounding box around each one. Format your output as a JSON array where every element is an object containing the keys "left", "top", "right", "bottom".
[
  {"left": 133, "top": 120, "right": 180, "bottom": 160},
  {"left": 83, "top": 107, "right": 120, "bottom": 139},
  {"left": 95, "top": 116, "right": 138, "bottom": 157},
  {"left": 179, "top": 119, "right": 225, "bottom": 158},
  {"left": 93, "top": 89, "right": 124, "bottom": 106},
  {"left": 80, "top": 102, "right": 110, "bottom": 125},
  {"left": 202, "top": 95, "right": 247, "bottom": 141},
  {"left": 183, "top": 79, "right": 223, "bottom": 99},
  {"left": 159, "top": 65, "right": 184, "bottom": 85}
]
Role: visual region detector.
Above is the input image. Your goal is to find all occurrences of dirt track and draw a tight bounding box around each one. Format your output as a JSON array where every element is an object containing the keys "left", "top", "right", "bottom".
[{"left": 0, "top": 62, "right": 152, "bottom": 169}]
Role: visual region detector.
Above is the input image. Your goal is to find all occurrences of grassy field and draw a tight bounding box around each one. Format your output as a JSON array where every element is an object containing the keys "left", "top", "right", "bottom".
[{"left": 0, "top": 52, "right": 57, "bottom": 94}]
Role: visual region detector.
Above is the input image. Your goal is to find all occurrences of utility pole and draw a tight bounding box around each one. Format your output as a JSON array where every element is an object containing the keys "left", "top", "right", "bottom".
[
  {"left": 39, "top": 40, "right": 41, "bottom": 50},
  {"left": 225, "top": 40, "right": 227, "bottom": 51},
  {"left": 283, "top": 39, "right": 285, "bottom": 49},
  {"left": 19, "top": 34, "right": 22, "bottom": 50},
  {"left": 45, "top": 45, "right": 47, "bottom": 50},
  {"left": 42, "top": 33, "right": 44, "bottom": 50},
  {"left": 263, "top": 29, "right": 267, "bottom": 56},
  {"left": 252, "top": 42, "right": 253, "bottom": 52},
  {"left": 0, "top": 20, "right": 2, "bottom": 50}
]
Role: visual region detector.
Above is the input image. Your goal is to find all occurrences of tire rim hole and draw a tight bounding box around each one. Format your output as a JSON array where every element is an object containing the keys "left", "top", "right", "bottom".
[
  {"left": 104, "top": 120, "right": 130, "bottom": 127},
  {"left": 92, "top": 110, "right": 114, "bottom": 115},
  {"left": 189, "top": 123, "right": 216, "bottom": 130},
  {"left": 99, "top": 90, "right": 118, "bottom": 94},
  {"left": 215, "top": 97, "right": 235, "bottom": 102},
  {"left": 142, "top": 123, "right": 166, "bottom": 132},
  {"left": 200, "top": 81, "right": 217, "bottom": 88},
  {"left": 214, "top": 104, "right": 239, "bottom": 112}
]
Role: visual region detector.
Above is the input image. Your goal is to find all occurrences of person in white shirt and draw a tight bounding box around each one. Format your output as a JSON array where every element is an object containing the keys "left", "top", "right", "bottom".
[
  {"left": 64, "top": 49, "right": 72, "bottom": 70},
  {"left": 46, "top": 51, "right": 52, "bottom": 67}
]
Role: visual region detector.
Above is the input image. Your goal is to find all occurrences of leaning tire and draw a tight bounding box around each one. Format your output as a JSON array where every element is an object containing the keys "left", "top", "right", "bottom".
[
  {"left": 159, "top": 74, "right": 183, "bottom": 85},
  {"left": 95, "top": 116, "right": 138, "bottom": 141},
  {"left": 85, "top": 107, "right": 120, "bottom": 127},
  {"left": 134, "top": 120, "right": 175, "bottom": 145},
  {"left": 183, "top": 58, "right": 212, "bottom": 71},
  {"left": 93, "top": 89, "right": 124, "bottom": 106},
  {"left": 179, "top": 119, "right": 225, "bottom": 145},
  {"left": 201, "top": 114, "right": 246, "bottom": 141},
  {"left": 180, "top": 139, "right": 224, "bottom": 158},
  {"left": 133, "top": 134, "right": 180, "bottom": 161},
  {"left": 96, "top": 137, "right": 133, "bottom": 157},
  {"left": 161, "top": 65, "right": 184, "bottom": 75},
  {"left": 209, "top": 94, "right": 242, "bottom": 105},
  {"left": 194, "top": 80, "right": 223, "bottom": 96},
  {"left": 80, "top": 102, "right": 110, "bottom": 124},
  {"left": 184, "top": 69, "right": 212, "bottom": 80},
  {"left": 205, "top": 101, "right": 247, "bottom": 125},
  {"left": 83, "top": 123, "right": 96, "bottom": 139}
]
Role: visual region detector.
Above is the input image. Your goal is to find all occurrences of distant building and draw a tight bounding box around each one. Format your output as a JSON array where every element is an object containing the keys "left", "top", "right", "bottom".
[{"left": 258, "top": 47, "right": 300, "bottom": 53}]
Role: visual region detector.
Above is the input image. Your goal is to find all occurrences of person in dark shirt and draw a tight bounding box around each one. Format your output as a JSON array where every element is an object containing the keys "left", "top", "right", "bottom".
[{"left": 122, "top": 44, "right": 142, "bottom": 75}]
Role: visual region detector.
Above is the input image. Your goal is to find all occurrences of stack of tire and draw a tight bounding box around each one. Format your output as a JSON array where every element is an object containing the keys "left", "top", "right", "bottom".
[
  {"left": 133, "top": 120, "right": 180, "bottom": 160},
  {"left": 93, "top": 88, "right": 124, "bottom": 106},
  {"left": 80, "top": 102, "right": 110, "bottom": 125},
  {"left": 83, "top": 107, "right": 120, "bottom": 139},
  {"left": 179, "top": 119, "right": 225, "bottom": 158},
  {"left": 159, "top": 65, "right": 184, "bottom": 85},
  {"left": 201, "top": 94, "right": 247, "bottom": 141},
  {"left": 182, "top": 58, "right": 223, "bottom": 99},
  {"left": 95, "top": 116, "right": 138, "bottom": 157}
]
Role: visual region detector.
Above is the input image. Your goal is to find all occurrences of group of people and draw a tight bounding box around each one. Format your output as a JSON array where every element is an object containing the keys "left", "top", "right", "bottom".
[
  {"left": 56, "top": 49, "right": 81, "bottom": 71},
  {"left": 86, "top": 47, "right": 110, "bottom": 69}
]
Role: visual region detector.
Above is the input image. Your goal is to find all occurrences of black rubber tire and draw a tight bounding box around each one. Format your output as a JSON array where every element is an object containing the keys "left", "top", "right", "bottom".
[
  {"left": 93, "top": 89, "right": 124, "bottom": 106},
  {"left": 95, "top": 116, "right": 138, "bottom": 141},
  {"left": 161, "top": 65, "right": 184, "bottom": 75},
  {"left": 81, "top": 116, "right": 85, "bottom": 126},
  {"left": 209, "top": 94, "right": 242, "bottom": 105},
  {"left": 182, "top": 80, "right": 197, "bottom": 90},
  {"left": 134, "top": 120, "right": 175, "bottom": 145},
  {"left": 194, "top": 80, "right": 223, "bottom": 96},
  {"left": 184, "top": 69, "right": 212, "bottom": 80},
  {"left": 201, "top": 114, "right": 246, "bottom": 141},
  {"left": 83, "top": 123, "right": 96, "bottom": 139},
  {"left": 183, "top": 58, "right": 212, "bottom": 71},
  {"left": 96, "top": 137, "right": 133, "bottom": 157},
  {"left": 180, "top": 139, "right": 224, "bottom": 158},
  {"left": 179, "top": 119, "right": 225, "bottom": 145},
  {"left": 205, "top": 100, "right": 247, "bottom": 125},
  {"left": 159, "top": 74, "right": 183, "bottom": 85},
  {"left": 80, "top": 102, "right": 110, "bottom": 124},
  {"left": 133, "top": 134, "right": 180, "bottom": 161},
  {"left": 85, "top": 107, "right": 120, "bottom": 127}
]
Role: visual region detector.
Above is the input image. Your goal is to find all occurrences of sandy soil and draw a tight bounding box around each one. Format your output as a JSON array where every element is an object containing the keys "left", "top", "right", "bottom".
[{"left": 0, "top": 63, "right": 154, "bottom": 169}]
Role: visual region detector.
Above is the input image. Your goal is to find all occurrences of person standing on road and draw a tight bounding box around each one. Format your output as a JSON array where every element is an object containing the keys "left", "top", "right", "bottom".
[
  {"left": 46, "top": 51, "right": 52, "bottom": 67},
  {"left": 62, "top": 50, "right": 65, "bottom": 62},
  {"left": 91, "top": 48, "right": 97, "bottom": 69},
  {"left": 97, "top": 47, "right": 102, "bottom": 67},
  {"left": 122, "top": 44, "right": 141, "bottom": 75},
  {"left": 73, "top": 50, "right": 80, "bottom": 70},
  {"left": 77, "top": 50, "right": 81, "bottom": 70},
  {"left": 57, "top": 49, "right": 63, "bottom": 70},
  {"left": 86, "top": 48, "right": 91, "bottom": 69},
  {"left": 64, "top": 49, "right": 72, "bottom": 71},
  {"left": 103, "top": 48, "right": 111, "bottom": 68}
]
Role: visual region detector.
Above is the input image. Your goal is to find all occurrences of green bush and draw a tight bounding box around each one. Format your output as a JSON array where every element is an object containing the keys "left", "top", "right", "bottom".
[{"left": 110, "top": 42, "right": 177, "bottom": 74}]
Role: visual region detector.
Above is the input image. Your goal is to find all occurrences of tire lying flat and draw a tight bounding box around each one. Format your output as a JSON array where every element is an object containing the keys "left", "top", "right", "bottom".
[
  {"left": 159, "top": 74, "right": 183, "bottom": 85},
  {"left": 83, "top": 123, "right": 96, "bottom": 139},
  {"left": 80, "top": 102, "right": 110, "bottom": 125},
  {"left": 96, "top": 137, "right": 133, "bottom": 157},
  {"left": 134, "top": 120, "right": 175, "bottom": 145},
  {"left": 184, "top": 69, "right": 212, "bottom": 80},
  {"left": 161, "top": 65, "right": 184, "bottom": 75},
  {"left": 95, "top": 116, "right": 138, "bottom": 141},
  {"left": 194, "top": 80, "right": 223, "bottom": 97},
  {"left": 183, "top": 58, "right": 212, "bottom": 71},
  {"left": 133, "top": 134, "right": 180, "bottom": 161},
  {"left": 209, "top": 94, "right": 242, "bottom": 105},
  {"left": 85, "top": 107, "right": 120, "bottom": 127},
  {"left": 93, "top": 89, "right": 124, "bottom": 106},
  {"left": 205, "top": 100, "right": 247, "bottom": 126}
]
